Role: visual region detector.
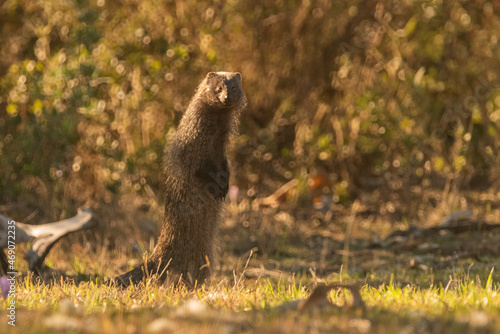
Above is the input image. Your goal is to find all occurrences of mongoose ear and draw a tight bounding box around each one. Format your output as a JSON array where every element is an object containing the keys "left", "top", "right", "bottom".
[
  {"left": 206, "top": 72, "right": 219, "bottom": 80},
  {"left": 233, "top": 73, "right": 241, "bottom": 82}
]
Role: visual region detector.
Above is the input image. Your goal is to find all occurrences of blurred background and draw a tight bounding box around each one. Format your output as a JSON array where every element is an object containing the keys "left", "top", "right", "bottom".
[{"left": 1, "top": 0, "right": 500, "bottom": 276}]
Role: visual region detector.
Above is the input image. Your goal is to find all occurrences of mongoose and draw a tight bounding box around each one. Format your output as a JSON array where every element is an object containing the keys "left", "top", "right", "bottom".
[{"left": 115, "top": 72, "right": 246, "bottom": 287}]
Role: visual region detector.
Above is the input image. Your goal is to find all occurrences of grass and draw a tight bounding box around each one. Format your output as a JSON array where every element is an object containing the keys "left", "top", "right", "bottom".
[
  {"left": 2, "top": 261, "right": 500, "bottom": 333},
  {"left": 3, "top": 192, "right": 500, "bottom": 333}
]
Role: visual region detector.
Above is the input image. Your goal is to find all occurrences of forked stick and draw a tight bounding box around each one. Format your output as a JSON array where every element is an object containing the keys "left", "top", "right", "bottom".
[{"left": 0, "top": 208, "right": 95, "bottom": 273}]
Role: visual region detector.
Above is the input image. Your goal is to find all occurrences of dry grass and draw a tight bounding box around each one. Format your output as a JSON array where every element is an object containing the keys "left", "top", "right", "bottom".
[
  {"left": 2, "top": 268, "right": 500, "bottom": 333},
  {"left": 3, "top": 192, "right": 500, "bottom": 333}
]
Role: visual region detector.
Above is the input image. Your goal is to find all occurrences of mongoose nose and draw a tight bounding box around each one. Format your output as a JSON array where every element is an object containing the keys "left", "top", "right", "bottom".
[{"left": 219, "top": 92, "right": 228, "bottom": 103}]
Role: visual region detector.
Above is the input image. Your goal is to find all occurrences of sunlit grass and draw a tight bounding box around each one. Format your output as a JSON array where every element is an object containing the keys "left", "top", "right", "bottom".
[{"left": 2, "top": 266, "right": 500, "bottom": 333}]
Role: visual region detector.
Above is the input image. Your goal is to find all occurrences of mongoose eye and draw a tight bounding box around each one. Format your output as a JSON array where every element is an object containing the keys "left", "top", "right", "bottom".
[{"left": 215, "top": 85, "right": 223, "bottom": 93}]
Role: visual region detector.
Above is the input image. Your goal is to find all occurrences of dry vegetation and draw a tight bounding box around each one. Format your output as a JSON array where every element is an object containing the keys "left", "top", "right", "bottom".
[{"left": 2, "top": 0, "right": 500, "bottom": 332}]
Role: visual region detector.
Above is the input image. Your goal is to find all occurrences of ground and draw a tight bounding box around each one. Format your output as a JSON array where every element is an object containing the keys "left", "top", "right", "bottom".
[{"left": 2, "top": 189, "right": 500, "bottom": 333}]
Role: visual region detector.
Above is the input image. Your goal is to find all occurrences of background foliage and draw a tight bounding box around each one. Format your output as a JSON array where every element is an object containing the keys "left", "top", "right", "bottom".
[
  {"left": 1, "top": 0, "right": 500, "bottom": 229},
  {"left": 3, "top": 3, "right": 500, "bottom": 332}
]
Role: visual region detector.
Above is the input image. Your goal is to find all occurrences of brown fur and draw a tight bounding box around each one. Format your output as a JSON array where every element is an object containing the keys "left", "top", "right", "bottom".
[{"left": 115, "top": 72, "right": 246, "bottom": 287}]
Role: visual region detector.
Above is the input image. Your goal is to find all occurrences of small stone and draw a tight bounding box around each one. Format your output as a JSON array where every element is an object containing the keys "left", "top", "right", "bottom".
[
  {"left": 469, "top": 311, "right": 489, "bottom": 327},
  {"left": 59, "top": 298, "right": 77, "bottom": 314},
  {"left": 44, "top": 314, "right": 81, "bottom": 331},
  {"left": 348, "top": 318, "right": 371, "bottom": 333},
  {"left": 176, "top": 299, "right": 210, "bottom": 317},
  {"left": 147, "top": 318, "right": 178, "bottom": 333}
]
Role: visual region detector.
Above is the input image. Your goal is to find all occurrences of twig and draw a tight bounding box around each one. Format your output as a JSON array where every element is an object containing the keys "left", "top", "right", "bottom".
[{"left": 343, "top": 200, "right": 360, "bottom": 272}]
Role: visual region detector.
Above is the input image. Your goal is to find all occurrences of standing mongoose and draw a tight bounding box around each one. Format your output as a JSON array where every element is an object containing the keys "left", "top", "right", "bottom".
[{"left": 115, "top": 72, "right": 246, "bottom": 287}]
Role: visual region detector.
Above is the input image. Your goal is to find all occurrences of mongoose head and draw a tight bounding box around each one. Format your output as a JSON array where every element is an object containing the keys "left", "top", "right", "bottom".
[{"left": 202, "top": 72, "right": 244, "bottom": 108}]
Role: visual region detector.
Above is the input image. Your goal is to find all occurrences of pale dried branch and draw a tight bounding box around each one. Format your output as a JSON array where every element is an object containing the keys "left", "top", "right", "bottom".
[{"left": 0, "top": 208, "right": 95, "bottom": 272}]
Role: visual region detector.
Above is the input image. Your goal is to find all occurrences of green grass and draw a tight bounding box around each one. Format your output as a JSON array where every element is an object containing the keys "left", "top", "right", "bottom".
[
  {"left": 3, "top": 192, "right": 500, "bottom": 333},
  {"left": 2, "top": 266, "right": 500, "bottom": 333}
]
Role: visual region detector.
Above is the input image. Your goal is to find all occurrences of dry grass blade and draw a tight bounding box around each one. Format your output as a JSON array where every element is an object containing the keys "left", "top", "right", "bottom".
[{"left": 256, "top": 179, "right": 299, "bottom": 208}]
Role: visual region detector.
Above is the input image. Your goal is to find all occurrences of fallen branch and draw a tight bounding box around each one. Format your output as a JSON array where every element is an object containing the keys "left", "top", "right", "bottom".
[
  {"left": 275, "top": 282, "right": 366, "bottom": 313},
  {"left": 373, "top": 211, "right": 500, "bottom": 249},
  {"left": 0, "top": 208, "right": 95, "bottom": 273}
]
